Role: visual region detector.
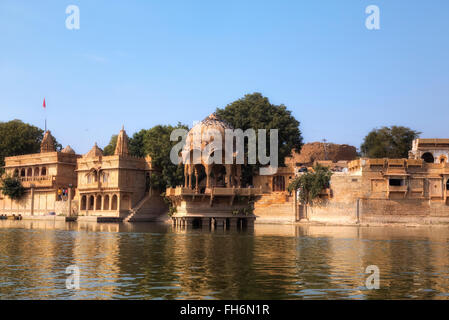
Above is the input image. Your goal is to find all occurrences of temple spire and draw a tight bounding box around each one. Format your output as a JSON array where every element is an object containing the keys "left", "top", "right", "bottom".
[
  {"left": 40, "top": 130, "right": 56, "bottom": 153},
  {"left": 114, "top": 126, "right": 129, "bottom": 156}
]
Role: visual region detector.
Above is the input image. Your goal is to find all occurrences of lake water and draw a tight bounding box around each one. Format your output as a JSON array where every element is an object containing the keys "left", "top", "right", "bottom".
[{"left": 1, "top": 220, "right": 449, "bottom": 299}]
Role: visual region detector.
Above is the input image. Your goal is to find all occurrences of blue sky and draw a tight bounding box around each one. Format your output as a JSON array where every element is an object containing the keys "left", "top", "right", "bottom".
[{"left": 1, "top": 0, "right": 448, "bottom": 153}]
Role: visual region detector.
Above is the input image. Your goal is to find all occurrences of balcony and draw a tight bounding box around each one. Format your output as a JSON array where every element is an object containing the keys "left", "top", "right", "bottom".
[{"left": 19, "top": 176, "right": 54, "bottom": 188}]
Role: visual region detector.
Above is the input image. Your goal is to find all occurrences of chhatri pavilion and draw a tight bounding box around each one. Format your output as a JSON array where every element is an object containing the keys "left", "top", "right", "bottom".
[{"left": 166, "top": 113, "right": 262, "bottom": 228}]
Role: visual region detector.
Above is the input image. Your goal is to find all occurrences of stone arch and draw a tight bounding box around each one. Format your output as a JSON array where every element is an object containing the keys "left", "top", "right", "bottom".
[
  {"left": 27, "top": 168, "right": 33, "bottom": 177},
  {"left": 96, "top": 195, "right": 102, "bottom": 210},
  {"left": 421, "top": 152, "right": 434, "bottom": 163},
  {"left": 439, "top": 155, "right": 448, "bottom": 164},
  {"left": 111, "top": 195, "right": 118, "bottom": 210},
  {"left": 20, "top": 168, "right": 26, "bottom": 177},
  {"left": 41, "top": 167, "right": 47, "bottom": 176},
  {"left": 34, "top": 167, "right": 40, "bottom": 176},
  {"left": 103, "top": 195, "right": 110, "bottom": 210},
  {"left": 80, "top": 195, "right": 87, "bottom": 210},
  {"left": 13, "top": 169, "right": 19, "bottom": 177},
  {"left": 88, "top": 195, "right": 95, "bottom": 210}
]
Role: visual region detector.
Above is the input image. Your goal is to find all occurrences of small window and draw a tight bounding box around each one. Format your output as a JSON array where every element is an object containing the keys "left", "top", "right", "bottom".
[{"left": 389, "top": 179, "right": 403, "bottom": 186}]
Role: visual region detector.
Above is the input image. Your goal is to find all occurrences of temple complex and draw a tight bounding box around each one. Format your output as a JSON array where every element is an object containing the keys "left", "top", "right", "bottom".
[
  {"left": 76, "top": 126, "right": 166, "bottom": 221},
  {"left": 0, "top": 131, "right": 79, "bottom": 216},
  {"left": 0, "top": 127, "right": 167, "bottom": 221},
  {"left": 166, "top": 113, "right": 262, "bottom": 228}
]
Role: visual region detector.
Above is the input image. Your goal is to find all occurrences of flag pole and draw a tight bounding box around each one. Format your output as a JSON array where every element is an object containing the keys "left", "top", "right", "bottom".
[{"left": 43, "top": 97, "right": 47, "bottom": 132}]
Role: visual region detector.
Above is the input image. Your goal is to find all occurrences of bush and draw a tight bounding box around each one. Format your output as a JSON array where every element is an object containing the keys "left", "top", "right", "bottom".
[
  {"left": 288, "top": 163, "right": 332, "bottom": 206},
  {"left": 0, "top": 175, "right": 25, "bottom": 200}
]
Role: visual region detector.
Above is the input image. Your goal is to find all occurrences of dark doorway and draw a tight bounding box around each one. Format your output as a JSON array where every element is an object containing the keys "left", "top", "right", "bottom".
[{"left": 421, "top": 152, "right": 434, "bottom": 163}]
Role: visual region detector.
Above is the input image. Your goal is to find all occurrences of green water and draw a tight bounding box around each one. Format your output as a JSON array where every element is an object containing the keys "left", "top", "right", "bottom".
[{"left": 1, "top": 220, "right": 449, "bottom": 299}]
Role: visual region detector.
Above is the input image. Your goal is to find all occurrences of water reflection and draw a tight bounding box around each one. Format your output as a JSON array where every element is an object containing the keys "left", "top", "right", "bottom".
[{"left": 1, "top": 220, "right": 449, "bottom": 299}]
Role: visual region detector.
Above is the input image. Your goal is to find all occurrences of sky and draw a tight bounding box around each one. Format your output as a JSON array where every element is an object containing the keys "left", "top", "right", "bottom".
[{"left": 0, "top": 0, "right": 448, "bottom": 154}]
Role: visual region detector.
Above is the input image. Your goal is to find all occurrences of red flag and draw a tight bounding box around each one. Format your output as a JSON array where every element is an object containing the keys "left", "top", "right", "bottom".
[{"left": 43, "top": 98, "right": 46, "bottom": 109}]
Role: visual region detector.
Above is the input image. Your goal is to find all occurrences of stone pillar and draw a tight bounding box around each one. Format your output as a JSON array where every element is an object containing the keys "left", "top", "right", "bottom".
[
  {"left": 225, "top": 165, "right": 232, "bottom": 188},
  {"left": 194, "top": 168, "right": 199, "bottom": 192},
  {"left": 68, "top": 186, "right": 73, "bottom": 217},
  {"left": 236, "top": 165, "right": 242, "bottom": 188},
  {"left": 205, "top": 165, "right": 212, "bottom": 189},
  {"left": 246, "top": 217, "right": 255, "bottom": 227},
  {"left": 30, "top": 185, "right": 35, "bottom": 216}
]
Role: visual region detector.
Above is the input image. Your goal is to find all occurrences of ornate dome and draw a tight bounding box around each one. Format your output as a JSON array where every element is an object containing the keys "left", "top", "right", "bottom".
[
  {"left": 61, "top": 145, "right": 76, "bottom": 154},
  {"left": 85, "top": 142, "right": 103, "bottom": 158},
  {"left": 183, "top": 113, "right": 235, "bottom": 163}
]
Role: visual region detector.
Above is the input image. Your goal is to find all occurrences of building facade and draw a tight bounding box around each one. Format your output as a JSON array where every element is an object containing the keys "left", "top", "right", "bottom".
[{"left": 0, "top": 131, "right": 79, "bottom": 216}]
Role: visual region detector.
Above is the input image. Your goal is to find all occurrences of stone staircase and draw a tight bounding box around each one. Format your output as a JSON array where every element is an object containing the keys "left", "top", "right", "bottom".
[
  {"left": 124, "top": 193, "right": 152, "bottom": 222},
  {"left": 124, "top": 193, "right": 168, "bottom": 222}
]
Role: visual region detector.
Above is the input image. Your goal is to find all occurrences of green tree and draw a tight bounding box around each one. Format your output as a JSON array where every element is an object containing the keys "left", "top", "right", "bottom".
[
  {"left": 0, "top": 120, "right": 62, "bottom": 173},
  {"left": 361, "top": 126, "right": 421, "bottom": 158},
  {"left": 141, "top": 123, "right": 189, "bottom": 190},
  {"left": 103, "top": 135, "right": 118, "bottom": 156},
  {"left": 288, "top": 163, "right": 332, "bottom": 206},
  {"left": 0, "top": 175, "right": 25, "bottom": 200},
  {"left": 215, "top": 92, "right": 303, "bottom": 184}
]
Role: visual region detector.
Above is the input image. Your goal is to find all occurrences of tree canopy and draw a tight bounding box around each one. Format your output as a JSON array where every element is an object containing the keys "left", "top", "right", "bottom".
[
  {"left": 361, "top": 126, "right": 421, "bottom": 158},
  {"left": 0, "top": 120, "right": 62, "bottom": 172},
  {"left": 0, "top": 175, "right": 25, "bottom": 200},
  {"left": 215, "top": 93, "right": 302, "bottom": 184},
  {"left": 103, "top": 135, "right": 118, "bottom": 156},
  {"left": 287, "top": 163, "right": 332, "bottom": 206}
]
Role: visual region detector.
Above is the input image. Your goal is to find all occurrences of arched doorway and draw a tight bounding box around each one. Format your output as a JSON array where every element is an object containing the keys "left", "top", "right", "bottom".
[
  {"left": 27, "top": 168, "right": 32, "bottom": 177},
  {"left": 96, "top": 195, "right": 102, "bottom": 210},
  {"left": 34, "top": 168, "right": 40, "bottom": 176},
  {"left": 421, "top": 152, "right": 434, "bottom": 163},
  {"left": 88, "top": 195, "right": 95, "bottom": 210},
  {"left": 80, "top": 195, "right": 87, "bottom": 210},
  {"left": 111, "top": 195, "right": 118, "bottom": 210},
  {"left": 41, "top": 167, "right": 47, "bottom": 176},
  {"left": 103, "top": 195, "right": 110, "bottom": 210}
]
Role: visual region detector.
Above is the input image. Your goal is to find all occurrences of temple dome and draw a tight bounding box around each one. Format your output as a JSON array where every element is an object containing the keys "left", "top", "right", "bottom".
[
  {"left": 40, "top": 131, "right": 56, "bottom": 153},
  {"left": 85, "top": 143, "right": 103, "bottom": 158},
  {"left": 61, "top": 145, "right": 76, "bottom": 154},
  {"left": 183, "top": 113, "right": 235, "bottom": 162}
]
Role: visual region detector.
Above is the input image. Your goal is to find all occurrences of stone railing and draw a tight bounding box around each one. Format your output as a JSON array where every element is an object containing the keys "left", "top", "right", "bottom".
[
  {"left": 20, "top": 175, "right": 54, "bottom": 188},
  {"left": 388, "top": 185, "right": 408, "bottom": 192}
]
